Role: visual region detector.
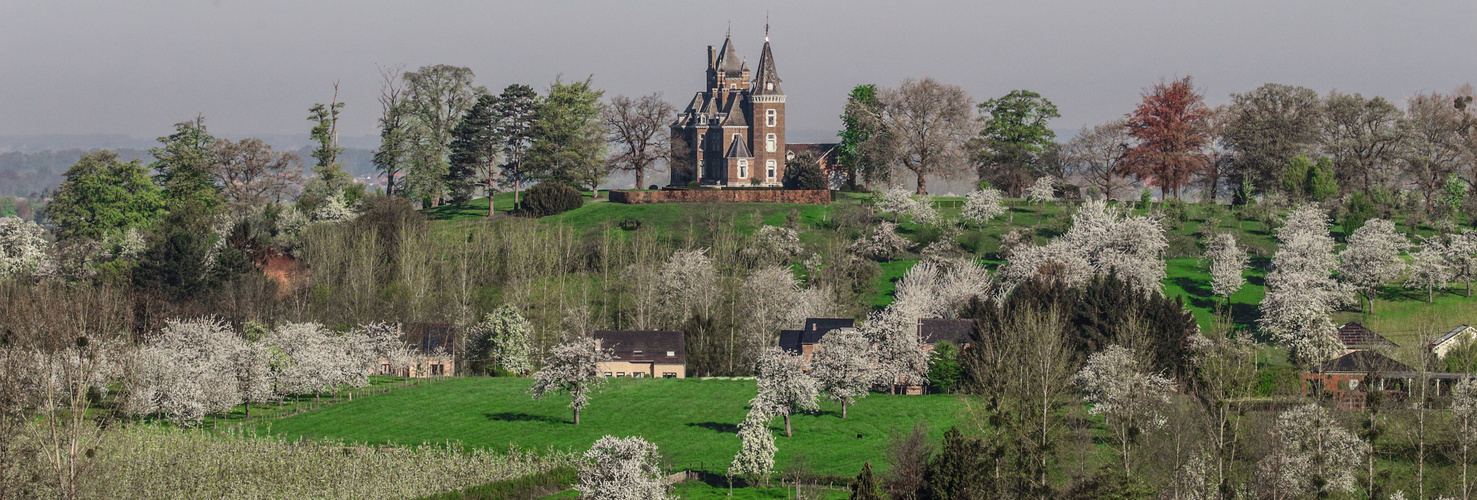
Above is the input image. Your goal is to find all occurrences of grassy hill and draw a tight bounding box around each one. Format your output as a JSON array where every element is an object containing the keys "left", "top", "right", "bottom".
[{"left": 254, "top": 377, "right": 965, "bottom": 477}]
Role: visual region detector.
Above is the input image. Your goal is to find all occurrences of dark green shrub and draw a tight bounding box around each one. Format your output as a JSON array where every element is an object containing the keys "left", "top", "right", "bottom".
[
  {"left": 782, "top": 153, "right": 829, "bottom": 190},
  {"left": 1343, "top": 191, "right": 1376, "bottom": 237},
  {"left": 520, "top": 182, "right": 583, "bottom": 217},
  {"left": 617, "top": 216, "right": 642, "bottom": 231}
]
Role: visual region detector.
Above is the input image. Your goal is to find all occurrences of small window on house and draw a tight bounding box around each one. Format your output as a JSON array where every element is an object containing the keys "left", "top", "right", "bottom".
[
  {"left": 380, "top": 363, "right": 390, "bottom": 375},
  {"left": 634, "top": 372, "right": 647, "bottom": 378},
  {"left": 632, "top": 350, "right": 642, "bottom": 356},
  {"left": 617, "top": 372, "right": 626, "bottom": 377},
  {"left": 766, "top": 160, "right": 777, "bottom": 180},
  {"left": 766, "top": 134, "right": 776, "bottom": 153},
  {"left": 766, "top": 109, "right": 776, "bottom": 127},
  {"left": 663, "top": 372, "right": 678, "bottom": 378},
  {"left": 738, "top": 159, "right": 748, "bottom": 179},
  {"left": 667, "top": 351, "right": 676, "bottom": 357},
  {"left": 431, "top": 364, "right": 444, "bottom": 376},
  {"left": 603, "top": 372, "right": 613, "bottom": 377},
  {"left": 786, "top": 151, "right": 796, "bottom": 161},
  {"left": 698, "top": 115, "right": 707, "bottom": 126}
]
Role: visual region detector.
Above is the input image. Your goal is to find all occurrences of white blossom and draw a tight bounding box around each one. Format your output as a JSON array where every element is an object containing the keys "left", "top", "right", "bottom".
[
  {"left": 1407, "top": 235, "right": 1454, "bottom": 302},
  {"left": 961, "top": 188, "right": 1007, "bottom": 226},
  {"left": 906, "top": 196, "right": 941, "bottom": 226},
  {"left": 529, "top": 337, "right": 612, "bottom": 425},
  {"left": 728, "top": 410, "right": 777, "bottom": 480},
  {"left": 874, "top": 185, "right": 916, "bottom": 217},
  {"left": 1077, "top": 345, "right": 1174, "bottom": 478},
  {"left": 809, "top": 328, "right": 875, "bottom": 418},
  {"left": 656, "top": 248, "right": 718, "bottom": 328},
  {"left": 851, "top": 221, "right": 913, "bottom": 261},
  {"left": 1255, "top": 403, "right": 1369, "bottom": 498},
  {"left": 125, "top": 318, "right": 256, "bottom": 425},
  {"left": 743, "top": 225, "right": 804, "bottom": 264},
  {"left": 264, "top": 322, "right": 371, "bottom": 398},
  {"left": 360, "top": 322, "right": 419, "bottom": 376},
  {"left": 1027, "top": 176, "right": 1058, "bottom": 204},
  {"left": 860, "top": 308, "right": 931, "bottom": 392},
  {"left": 1204, "top": 232, "right": 1248, "bottom": 300},
  {"left": 1259, "top": 205, "right": 1353, "bottom": 367},
  {"left": 469, "top": 306, "right": 535, "bottom": 375},
  {"left": 1338, "top": 218, "right": 1407, "bottom": 311},
  {"left": 1002, "top": 199, "right": 1166, "bottom": 293},
  {"left": 578, "top": 435, "right": 670, "bottom": 500},
  {"left": 742, "top": 266, "right": 803, "bottom": 362},
  {"left": 103, "top": 226, "right": 146, "bottom": 260},
  {"left": 891, "top": 258, "right": 994, "bottom": 320},
  {"left": 1448, "top": 229, "right": 1477, "bottom": 294},
  {"left": 0, "top": 216, "right": 51, "bottom": 278},
  {"left": 751, "top": 347, "right": 820, "bottom": 437},
  {"left": 311, "top": 191, "right": 356, "bottom": 223}
]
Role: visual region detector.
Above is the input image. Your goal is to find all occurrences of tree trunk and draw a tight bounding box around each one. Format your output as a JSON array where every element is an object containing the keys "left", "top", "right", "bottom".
[
  {"left": 915, "top": 171, "right": 927, "bottom": 195},
  {"left": 784, "top": 413, "right": 792, "bottom": 438},
  {"left": 1431, "top": 286, "right": 1436, "bottom": 303},
  {"left": 841, "top": 403, "right": 847, "bottom": 419},
  {"left": 486, "top": 180, "right": 497, "bottom": 217},
  {"left": 574, "top": 407, "right": 580, "bottom": 425},
  {"left": 635, "top": 168, "right": 645, "bottom": 191}
]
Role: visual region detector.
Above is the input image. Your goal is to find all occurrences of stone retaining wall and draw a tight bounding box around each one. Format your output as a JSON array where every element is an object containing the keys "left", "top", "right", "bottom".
[{"left": 609, "top": 189, "right": 831, "bottom": 204}]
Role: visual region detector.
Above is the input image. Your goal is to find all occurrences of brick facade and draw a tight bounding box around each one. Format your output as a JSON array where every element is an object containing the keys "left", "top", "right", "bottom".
[
  {"left": 610, "top": 189, "right": 831, "bottom": 205},
  {"left": 669, "top": 29, "right": 787, "bottom": 187}
]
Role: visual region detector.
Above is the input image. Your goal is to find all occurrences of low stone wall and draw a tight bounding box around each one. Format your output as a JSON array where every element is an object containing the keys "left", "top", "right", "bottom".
[{"left": 610, "top": 189, "right": 831, "bottom": 204}]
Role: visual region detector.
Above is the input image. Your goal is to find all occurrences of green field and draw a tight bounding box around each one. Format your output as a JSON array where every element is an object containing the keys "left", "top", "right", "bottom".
[{"left": 254, "top": 377, "right": 965, "bottom": 477}]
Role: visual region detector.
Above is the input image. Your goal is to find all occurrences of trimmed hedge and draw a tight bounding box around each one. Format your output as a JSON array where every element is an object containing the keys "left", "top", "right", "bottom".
[
  {"left": 520, "top": 182, "right": 584, "bottom": 217},
  {"left": 418, "top": 466, "right": 577, "bottom": 500}
]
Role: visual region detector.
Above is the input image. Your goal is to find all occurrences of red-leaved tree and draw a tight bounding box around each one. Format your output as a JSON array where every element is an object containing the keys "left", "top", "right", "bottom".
[{"left": 1121, "top": 77, "right": 1211, "bottom": 199}]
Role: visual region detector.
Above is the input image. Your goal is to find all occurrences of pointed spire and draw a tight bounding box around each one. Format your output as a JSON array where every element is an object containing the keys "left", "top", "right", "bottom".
[
  {"left": 753, "top": 26, "right": 783, "bottom": 96},
  {"left": 765, "top": 13, "right": 770, "bottom": 42}
]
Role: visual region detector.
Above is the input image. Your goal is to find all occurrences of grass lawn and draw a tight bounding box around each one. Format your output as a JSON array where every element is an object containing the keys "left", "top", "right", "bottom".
[
  {"left": 253, "top": 377, "right": 965, "bottom": 477},
  {"left": 537, "top": 482, "right": 850, "bottom": 500}
]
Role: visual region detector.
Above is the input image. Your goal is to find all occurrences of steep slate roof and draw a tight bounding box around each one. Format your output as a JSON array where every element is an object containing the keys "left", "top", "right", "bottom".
[
  {"left": 1430, "top": 325, "right": 1476, "bottom": 348},
  {"left": 1320, "top": 350, "right": 1412, "bottom": 373},
  {"left": 1338, "top": 322, "right": 1398, "bottom": 349},
  {"left": 752, "top": 39, "right": 783, "bottom": 95},
  {"left": 779, "top": 330, "right": 825, "bottom": 354},
  {"left": 715, "top": 35, "right": 744, "bottom": 74},
  {"left": 593, "top": 330, "right": 686, "bottom": 365},
  {"left": 725, "top": 139, "right": 753, "bottom": 158},
  {"left": 919, "top": 319, "right": 974, "bottom": 346}
]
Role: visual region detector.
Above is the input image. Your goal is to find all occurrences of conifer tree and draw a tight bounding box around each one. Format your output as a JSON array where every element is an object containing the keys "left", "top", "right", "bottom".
[{"left": 849, "top": 462, "right": 881, "bottom": 500}]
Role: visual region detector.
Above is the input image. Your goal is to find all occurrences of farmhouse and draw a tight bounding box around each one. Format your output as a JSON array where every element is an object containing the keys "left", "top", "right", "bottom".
[
  {"left": 918, "top": 319, "right": 973, "bottom": 351},
  {"left": 779, "top": 318, "right": 857, "bottom": 363},
  {"left": 1428, "top": 324, "right": 1477, "bottom": 359},
  {"left": 375, "top": 323, "right": 455, "bottom": 378},
  {"left": 593, "top": 330, "right": 687, "bottom": 378}
]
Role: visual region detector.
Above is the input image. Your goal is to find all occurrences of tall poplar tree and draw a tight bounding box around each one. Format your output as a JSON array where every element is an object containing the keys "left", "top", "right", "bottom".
[
  {"left": 306, "top": 83, "right": 349, "bottom": 199},
  {"left": 837, "top": 84, "right": 882, "bottom": 188}
]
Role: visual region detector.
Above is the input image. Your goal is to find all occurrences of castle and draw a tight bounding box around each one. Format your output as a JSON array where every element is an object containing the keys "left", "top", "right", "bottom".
[{"left": 668, "top": 29, "right": 787, "bottom": 187}]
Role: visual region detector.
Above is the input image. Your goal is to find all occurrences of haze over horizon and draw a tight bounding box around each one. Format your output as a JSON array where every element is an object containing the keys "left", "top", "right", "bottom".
[{"left": 3, "top": 0, "right": 1475, "bottom": 146}]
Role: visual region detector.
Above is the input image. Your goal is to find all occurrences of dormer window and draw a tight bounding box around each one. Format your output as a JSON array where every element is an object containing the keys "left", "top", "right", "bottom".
[
  {"left": 666, "top": 351, "right": 676, "bottom": 357},
  {"left": 698, "top": 115, "right": 707, "bottom": 126},
  {"left": 766, "top": 82, "right": 773, "bottom": 91}
]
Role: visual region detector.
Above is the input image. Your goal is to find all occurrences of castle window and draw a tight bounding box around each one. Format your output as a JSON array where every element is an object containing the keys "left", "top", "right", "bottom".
[
  {"left": 766, "top": 159, "right": 777, "bottom": 180},
  {"left": 697, "top": 135, "right": 704, "bottom": 150},
  {"left": 738, "top": 159, "right": 749, "bottom": 179},
  {"left": 766, "top": 82, "right": 774, "bottom": 91},
  {"left": 766, "top": 109, "right": 776, "bottom": 127},
  {"left": 766, "top": 134, "right": 776, "bottom": 153}
]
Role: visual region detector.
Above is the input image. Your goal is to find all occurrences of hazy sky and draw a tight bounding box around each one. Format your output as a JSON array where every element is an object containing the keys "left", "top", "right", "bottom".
[{"left": 3, "top": 0, "right": 1475, "bottom": 144}]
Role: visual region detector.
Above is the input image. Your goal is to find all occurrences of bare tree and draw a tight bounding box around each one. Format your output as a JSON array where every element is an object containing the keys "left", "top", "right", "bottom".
[
  {"left": 1404, "top": 91, "right": 1467, "bottom": 213},
  {"left": 1322, "top": 91, "right": 1408, "bottom": 192},
  {"left": 603, "top": 93, "right": 674, "bottom": 190},
  {"left": 869, "top": 78, "right": 977, "bottom": 194},
  {"left": 1063, "top": 120, "right": 1134, "bottom": 200},
  {"left": 883, "top": 423, "right": 933, "bottom": 500},
  {"left": 210, "top": 137, "right": 303, "bottom": 214},
  {"left": 528, "top": 337, "right": 612, "bottom": 425},
  {"left": 373, "top": 63, "right": 410, "bottom": 196}
]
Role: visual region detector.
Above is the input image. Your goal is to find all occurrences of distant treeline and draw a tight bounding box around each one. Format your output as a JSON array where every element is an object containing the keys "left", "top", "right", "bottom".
[{"left": 0, "top": 147, "right": 379, "bottom": 198}]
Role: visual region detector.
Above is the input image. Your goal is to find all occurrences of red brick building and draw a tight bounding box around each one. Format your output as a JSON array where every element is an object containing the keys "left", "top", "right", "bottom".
[{"left": 669, "top": 27, "right": 787, "bottom": 187}]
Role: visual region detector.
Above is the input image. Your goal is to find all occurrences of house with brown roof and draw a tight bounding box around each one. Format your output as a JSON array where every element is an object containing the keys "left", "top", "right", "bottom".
[
  {"left": 593, "top": 330, "right": 687, "bottom": 379},
  {"left": 1301, "top": 351, "right": 1412, "bottom": 410},
  {"left": 1337, "top": 322, "right": 1398, "bottom": 353}
]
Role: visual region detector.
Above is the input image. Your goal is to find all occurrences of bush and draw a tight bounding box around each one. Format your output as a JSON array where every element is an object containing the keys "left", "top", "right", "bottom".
[
  {"left": 617, "top": 216, "right": 642, "bottom": 231},
  {"left": 520, "top": 182, "right": 584, "bottom": 217},
  {"left": 782, "top": 153, "right": 829, "bottom": 190}
]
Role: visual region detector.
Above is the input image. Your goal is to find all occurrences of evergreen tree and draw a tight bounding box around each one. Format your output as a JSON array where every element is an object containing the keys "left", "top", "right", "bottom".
[
  {"left": 47, "top": 150, "right": 165, "bottom": 239},
  {"left": 528, "top": 77, "right": 607, "bottom": 196},
  {"left": 447, "top": 93, "right": 502, "bottom": 206},
  {"left": 837, "top": 84, "right": 881, "bottom": 188},
  {"left": 923, "top": 427, "right": 986, "bottom": 499},
  {"left": 493, "top": 84, "right": 541, "bottom": 210},
  {"left": 849, "top": 461, "right": 882, "bottom": 500},
  {"left": 150, "top": 115, "right": 221, "bottom": 211},
  {"left": 1308, "top": 156, "right": 1338, "bottom": 201}
]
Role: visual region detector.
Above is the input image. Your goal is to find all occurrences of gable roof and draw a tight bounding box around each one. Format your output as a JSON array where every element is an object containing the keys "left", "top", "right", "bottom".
[
  {"left": 919, "top": 319, "right": 974, "bottom": 345},
  {"left": 1320, "top": 350, "right": 1412, "bottom": 373},
  {"left": 1431, "top": 325, "right": 1476, "bottom": 348},
  {"left": 593, "top": 330, "right": 686, "bottom": 365},
  {"left": 779, "top": 329, "right": 826, "bottom": 354},
  {"left": 1338, "top": 322, "right": 1398, "bottom": 349}
]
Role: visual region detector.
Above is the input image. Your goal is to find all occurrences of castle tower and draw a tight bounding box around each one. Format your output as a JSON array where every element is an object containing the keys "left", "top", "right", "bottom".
[{"left": 750, "top": 28, "right": 786, "bottom": 186}]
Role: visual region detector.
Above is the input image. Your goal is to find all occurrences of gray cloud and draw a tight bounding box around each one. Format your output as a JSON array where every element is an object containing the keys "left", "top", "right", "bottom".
[{"left": 2, "top": 0, "right": 1473, "bottom": 143}]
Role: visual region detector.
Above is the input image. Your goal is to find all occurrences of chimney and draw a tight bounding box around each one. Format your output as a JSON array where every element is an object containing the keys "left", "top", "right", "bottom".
[{"left": 707, "top": 45, "right": 716, "bottom": 68}]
